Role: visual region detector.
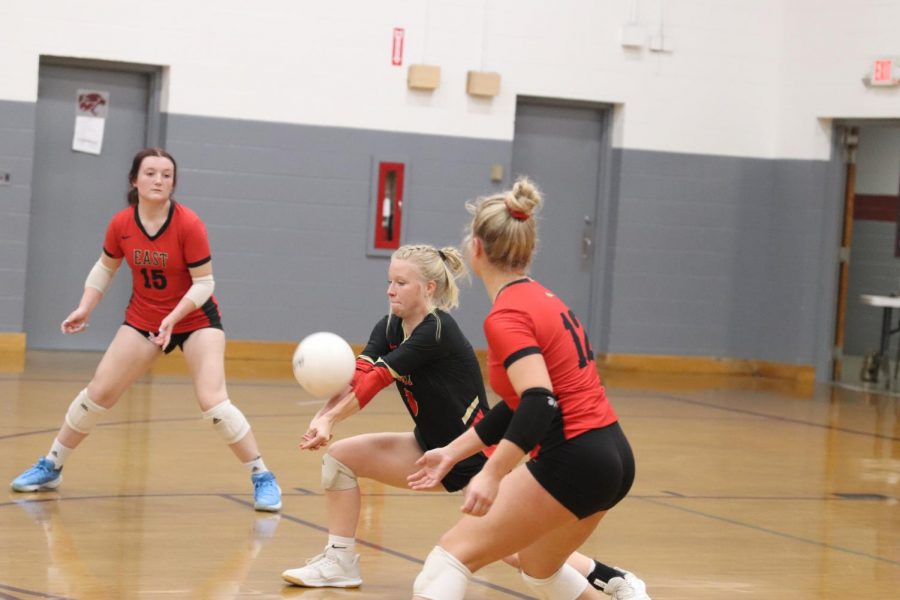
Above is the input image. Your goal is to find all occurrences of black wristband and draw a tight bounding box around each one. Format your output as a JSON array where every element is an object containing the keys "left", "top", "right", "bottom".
[{"left": 503, "top": 387, "right": 559, "bottom": 453}]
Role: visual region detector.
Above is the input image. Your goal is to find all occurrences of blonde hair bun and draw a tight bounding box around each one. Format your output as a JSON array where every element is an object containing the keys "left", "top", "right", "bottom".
[{"left": 506, "top": 177, "right": 543, "bottom": 218}]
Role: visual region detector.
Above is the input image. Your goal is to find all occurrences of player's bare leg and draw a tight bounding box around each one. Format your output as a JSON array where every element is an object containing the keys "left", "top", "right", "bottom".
[
  {"left": 182, "top": 327, "right": 281, "bottom": 511},
  {"left": 412, "top": 465, "right": 605, "bottom": 600},
  {"left": 283, "top": 432, "right": 442, "bottom": 587},
  {"left": 11, "top": 326, "right": 160, "bottom": 492}
]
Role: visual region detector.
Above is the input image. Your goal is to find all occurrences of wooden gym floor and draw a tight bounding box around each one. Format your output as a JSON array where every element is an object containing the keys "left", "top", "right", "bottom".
[{"left": 0, "top": 350, "right": 897, "bottom": 599}]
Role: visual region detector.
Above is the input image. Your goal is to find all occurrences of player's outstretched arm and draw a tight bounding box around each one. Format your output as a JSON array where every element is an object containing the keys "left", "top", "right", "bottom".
[
  {"left": 408, "top": 427, "right": 487, "bottom": 490},
  {"left": 150, "top": 262, "right": 213, "bottom": 349},
  {"left": 300, "top": 385, "right": 358, "bottom": 450},
  {"left": 61, "top": 254, "right": 122, "bottom": 334}
]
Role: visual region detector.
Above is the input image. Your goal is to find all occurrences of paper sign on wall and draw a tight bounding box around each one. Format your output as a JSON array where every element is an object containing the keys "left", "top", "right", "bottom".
[{"left": 72, "top": 89, "right": 109, "bottom": 155}]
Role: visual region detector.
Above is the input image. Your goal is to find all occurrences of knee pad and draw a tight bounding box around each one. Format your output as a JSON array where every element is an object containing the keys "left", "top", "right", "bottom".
[
  {"left": 202, "top": 399, "right": 251, "bottom": 445},
  {"left": 412, "top": 546, "right": 471, "bottom": 600},
  {"left": 64, "top": 388, "right": 106, "bottom": 434},
  {"left": 321, "top": 453, "right": 358, "bottom": 491},
  {"left": 521, "top": 564, "right": 588, "bottom": 600}
]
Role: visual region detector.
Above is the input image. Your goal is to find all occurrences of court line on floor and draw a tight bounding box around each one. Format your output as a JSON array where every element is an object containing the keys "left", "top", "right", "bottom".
[
  {"left": 0, "top": 373, "right": 297, "bottom": 389},
  {"left": 3, "top": 490, "right": 892, "bottom": 506},
  {"left": 616, "top": 389, "right": 900, "bottom": 442},
  {"left": 0, "top": 583, "right": 73, "bottom": 599},
  {"left": 4, "top": 382, "right": 896, "bottom": 443},
  {"left": 220, "top": 494, "right": 536, "bottom": 599},
  {"left": 639, "top": 496, "right": 900, "bottom": 566},
  {"left": 0, "top": 494, "right": 534, "bottom": 600},
  {"left": 4, "top": 377, "right": 895, "bottom": 442},
  {"left": 6, "top": 492, "right": 895, "bottom": 578},
  {"left": 0, "top": 410, "right": 401, "bottom": 442}
]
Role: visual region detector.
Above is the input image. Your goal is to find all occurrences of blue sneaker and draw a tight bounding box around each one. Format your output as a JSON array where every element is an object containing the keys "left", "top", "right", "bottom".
[
  {"left": 252, "top": 471, "right": 282, "bottom": 512},
  {"left": 11, "top": 457, "right": 63, "bottom": 492}
]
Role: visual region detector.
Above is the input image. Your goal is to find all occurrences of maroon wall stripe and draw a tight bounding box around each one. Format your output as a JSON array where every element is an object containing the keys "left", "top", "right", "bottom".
[{"left": 854, "top": 194, "right": 900, "bottom": 222}]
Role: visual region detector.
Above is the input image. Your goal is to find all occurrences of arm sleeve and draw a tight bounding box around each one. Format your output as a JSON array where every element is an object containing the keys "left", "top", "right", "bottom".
[
  {"left": 473, "top": 401, "right": 514, "bottom": 446},
  {"left": 503, "top": 387, "right": 559, "bottom": 453},
  {"left": 352, "top": 317, "right": 393, "bottom": 409},
  {"left": 350, "top": 356, "right": 375, "bottom": 388},
  {"left": 353, "top": 315, "right": 446, "bottom": 408},
  {"left": 353, "top": 364, "right": 394, "bottom": 408}
]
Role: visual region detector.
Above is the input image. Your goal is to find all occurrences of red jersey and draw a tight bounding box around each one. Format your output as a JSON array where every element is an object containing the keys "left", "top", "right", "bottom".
[
  {"left": 102, "top": 202, "right": 220, "bottom": 333},
  {"left": 484, "top": 279, "right": 616, "bottom": 448}
]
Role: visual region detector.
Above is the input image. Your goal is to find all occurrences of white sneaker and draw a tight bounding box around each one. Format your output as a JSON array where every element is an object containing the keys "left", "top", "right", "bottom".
[
  {"left": 282, "top": 546, "right": 362, "bottom": 588},
  {"left": 605, "top": 569, "right": 650, "bottom": 600}
]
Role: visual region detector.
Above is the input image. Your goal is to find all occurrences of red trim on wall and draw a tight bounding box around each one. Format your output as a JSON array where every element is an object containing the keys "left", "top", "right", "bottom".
[{"left": 854, "top": 194, "right": 900, "bottom": 222}]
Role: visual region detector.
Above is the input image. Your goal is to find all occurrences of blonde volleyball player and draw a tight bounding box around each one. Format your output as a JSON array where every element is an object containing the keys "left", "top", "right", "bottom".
[
  {"left": 281, "top": 243, "right": 643, "bottom": 598},
  {"left": 406, "top": 180, "right": 649, "bottom": 600},
  {"left": 10, "top": 147, "right": 282, "bottom": 512}
]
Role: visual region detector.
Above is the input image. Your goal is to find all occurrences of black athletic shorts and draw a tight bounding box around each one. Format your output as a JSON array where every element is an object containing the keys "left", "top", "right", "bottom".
[
  {"left": 414, "top": 427, "right": 487, "bottom": 493},
  {"left": 124, "top": 322, "right": 224, "bottom": 355},
  {"left": 526, "top": 422, "right": 635, "bottom": 519}
]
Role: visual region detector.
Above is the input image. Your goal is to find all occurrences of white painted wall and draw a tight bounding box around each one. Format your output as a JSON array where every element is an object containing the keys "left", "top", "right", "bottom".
[
  {"left": 778, "top": 0, "right": 900, "bottom": 160},
  {"left": 2, "top": 0, "right": 900, "bottom": 159},
  {"left": 856, "top": 126, "right": 900, "bottom": 195}
]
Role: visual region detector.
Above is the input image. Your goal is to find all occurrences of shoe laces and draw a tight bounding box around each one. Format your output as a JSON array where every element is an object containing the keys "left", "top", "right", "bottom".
[
  {"left": 306, "top": 552, "right": 339, "bottom": 572},
  {"left": 609, "top": 577, "right": 638, "bottom": 600},
  {"left": 254, "top": 474, "right": 276, "bottom": 492}
]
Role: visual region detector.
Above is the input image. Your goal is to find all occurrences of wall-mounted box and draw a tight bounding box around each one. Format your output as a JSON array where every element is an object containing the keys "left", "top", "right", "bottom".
[
  {"left": 466, "top": 71, "right": 500, "bottom": 97},
  {"left": 408, "top": 64, "right": 441, "bottom": 90},
  {"left": 620, "top": 24, "right": 646, "bottom": 48}
]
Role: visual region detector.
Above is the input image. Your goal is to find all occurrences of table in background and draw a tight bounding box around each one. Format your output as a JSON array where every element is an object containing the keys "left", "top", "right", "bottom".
[{"left": 858, "top": 294, "right": 900, "bottom": 386}]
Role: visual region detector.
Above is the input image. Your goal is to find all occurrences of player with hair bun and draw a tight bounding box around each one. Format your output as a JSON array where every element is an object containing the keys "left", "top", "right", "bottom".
[
  {"left": 283, "top": 243, "right": 490, "bottom": 588},
  {"left": 407, "top": 179, "right": 649, "bottom": 600},
  {"left": 282, "top": 241, "right": 642, "bottom": 599}
]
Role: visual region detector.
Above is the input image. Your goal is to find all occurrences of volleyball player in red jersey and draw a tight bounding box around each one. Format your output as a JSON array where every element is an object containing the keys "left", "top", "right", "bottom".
[
  {"left": 10, "top": 148, "right": 282, "bottom": 512},
  {"left": 282, "top": 243, "right": 635, "bottom": 594},
  {"left": 408, "top": 179, "right": 649, "bottom": 600}
]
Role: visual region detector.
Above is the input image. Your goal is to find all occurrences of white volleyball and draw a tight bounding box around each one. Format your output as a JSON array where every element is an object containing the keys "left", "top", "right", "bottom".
[{"left": 291, "top": 332, "right": 356, "bottom": 398}]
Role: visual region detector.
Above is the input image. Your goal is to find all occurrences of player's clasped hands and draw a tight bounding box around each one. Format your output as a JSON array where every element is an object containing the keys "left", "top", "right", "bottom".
[
  {"left": 300, "top": 416, "right": 334, "bottom": 450},
  {"left": 147, "top": 317, "right": 174, "bottom": 350}
]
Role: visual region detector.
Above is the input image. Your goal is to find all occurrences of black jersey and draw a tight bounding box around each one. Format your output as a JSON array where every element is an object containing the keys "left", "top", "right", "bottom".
[{"left": 359, "top": 310, "right": 490, "bottom": 451}]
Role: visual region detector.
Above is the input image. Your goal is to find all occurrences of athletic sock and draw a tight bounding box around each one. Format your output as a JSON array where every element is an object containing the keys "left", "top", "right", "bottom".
[
  {"left": 243, "top": 456, "right": 268, "bottom": 475},
  {"left": 327, "top": 534, "right": 356, "bottom": 555},
  {"left": 587, "top": 560, "right": 626, "bottom": 591},
  {"left": 46, "top": 439, "right": 72, "bottom": 469}
]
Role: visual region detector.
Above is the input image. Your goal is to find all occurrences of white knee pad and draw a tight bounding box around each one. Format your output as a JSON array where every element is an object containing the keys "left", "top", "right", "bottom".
[
  {"left": 521, "top": 564, "right": 588, "bottom": 600},
  {"left": 202, "top": 399, "right": 251, "bottom": 445},
  {"left": 321, "top": 453, "right": 358, "bottom": 491},
  {"left": 413, "top": 546, "right": 471, "bottom": 600},
  {"left": 64, "top": 388, "right": 106, "bottom": 434}
]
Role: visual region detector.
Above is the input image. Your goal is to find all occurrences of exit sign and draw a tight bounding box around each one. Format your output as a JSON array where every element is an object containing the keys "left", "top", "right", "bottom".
[{"left": 871, "top": 59, "right": 899, "bottom": 87}]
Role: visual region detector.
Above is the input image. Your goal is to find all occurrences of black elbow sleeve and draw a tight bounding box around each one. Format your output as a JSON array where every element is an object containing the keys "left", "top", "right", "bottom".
[
  {"left": 473, "top": 401, "right": 514, "bottom": 446},
  {"left": 503, "top": 387, "right": 559, "bottom": 453}
]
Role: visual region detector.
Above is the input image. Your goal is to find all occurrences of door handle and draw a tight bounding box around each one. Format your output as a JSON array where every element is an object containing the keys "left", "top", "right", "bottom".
[{"left": 581, "top": 215, "right": 594, "bottom": 262}]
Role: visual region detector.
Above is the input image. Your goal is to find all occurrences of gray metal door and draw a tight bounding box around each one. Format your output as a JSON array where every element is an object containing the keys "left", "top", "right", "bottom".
[
  {"left": 25, "top": 63, "right": 150, "bottom": 350},
  {"left": 511, "top": 101, "right": 606, "bottom": 334}
]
